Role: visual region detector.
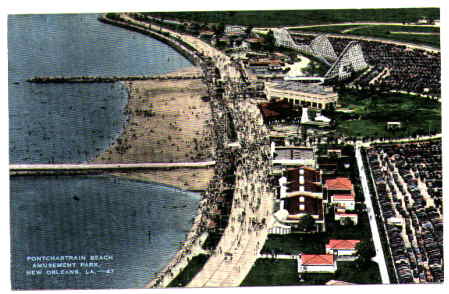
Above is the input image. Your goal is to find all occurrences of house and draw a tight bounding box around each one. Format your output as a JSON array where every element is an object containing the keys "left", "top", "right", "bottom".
[
  {"left": 334, "top": 212, "right": 358, "bottom": 225},
  {"left": 297, "top": 254, "right": 337, "bottom": 273},
  {"left": 325, "top": 177, "right": 355, "bottom": 201},
  {"left": 326, "top": 240, "right": 360, "bottom": 260},
  {"left": 330, "top": 194, "right": 355, "bottom": 210}
]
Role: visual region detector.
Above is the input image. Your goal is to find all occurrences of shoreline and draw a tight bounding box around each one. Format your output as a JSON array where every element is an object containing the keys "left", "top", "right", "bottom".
[
  {"left": 88, "top": 65, "right": 216, "bottom": 191},
  {"left": 92, "top": 13, "right": 229, "bottom": 289},
  {"left": 110, "top": 168, "right": 215, "bottom": 192},
  {"left": 91, "top": 66, "right": 214, "bottom": 164}
]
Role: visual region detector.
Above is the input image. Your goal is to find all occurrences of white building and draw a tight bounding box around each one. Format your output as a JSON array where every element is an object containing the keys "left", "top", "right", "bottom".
[
  {"left": 335, "top": 212, "right": 358, "bottom": 225},
  {"left": 325, "top": 239, "right": 360, "bottom": 259},
  {"left": 265, "top": 81, "right": 339, "bottom": 110},
  {"left": 330, "top": 194, "right": 355, "bottom": 210}
]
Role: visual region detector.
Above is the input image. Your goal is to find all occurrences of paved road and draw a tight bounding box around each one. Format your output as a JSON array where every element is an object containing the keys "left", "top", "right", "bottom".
[{"left": 355, "top": 146, "right": 390, "bottom": 284}]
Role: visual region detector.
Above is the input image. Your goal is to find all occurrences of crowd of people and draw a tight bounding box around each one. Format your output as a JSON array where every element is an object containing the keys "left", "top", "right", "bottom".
[
  {"left": 367, "top": 140, "right": 443, "bottom": 283},
  {"left": 148, "top": 48, "right": 274, "bottom": 287}
]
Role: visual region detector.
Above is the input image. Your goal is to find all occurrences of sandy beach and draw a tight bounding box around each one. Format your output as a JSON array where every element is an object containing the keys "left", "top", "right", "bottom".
[
  {"left": 111, "top": 168, "right": 215, "bottom": 191},
  {"left": 92, "top": 66, "right": 215, "bottom": 190}
]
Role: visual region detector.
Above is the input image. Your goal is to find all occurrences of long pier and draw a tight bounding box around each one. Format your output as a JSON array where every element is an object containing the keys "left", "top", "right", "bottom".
[
  {"left": 27, "top": 75, "right": 202, "bottom": 83},
  {"left": 10, "top": 161, "right": 216, "bottom": 176}
]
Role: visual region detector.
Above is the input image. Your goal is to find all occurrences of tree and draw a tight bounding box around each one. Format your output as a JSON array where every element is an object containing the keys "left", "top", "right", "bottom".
[
  {"left": 298, "top": 214, "right": 316, "bottom": 232},
  {"left": 245, "top": 25, "right": 254, "bottom": 36},
  {"left": 355, "top": 240, "right": 376, "bottom": 268},
  {"left": 263, "top": 30, "right": 276, "bottom": 52},
  {"left": 213, "top": 23, "right": 225, "bottom": 37},
  {"left": 340, "top": 217, "right": 354, "bottom": 226}
]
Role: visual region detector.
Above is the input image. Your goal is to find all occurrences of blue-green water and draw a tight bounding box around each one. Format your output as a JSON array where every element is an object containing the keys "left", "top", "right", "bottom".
[
  {"left": 8, "top": 13, "right": 192, "bottom": 164},
  {"left": 11, "top": 176, "right": 200, "bottom": 289},
  {"left": 9, "top": 14, "right": 199, "bottom": 289}
]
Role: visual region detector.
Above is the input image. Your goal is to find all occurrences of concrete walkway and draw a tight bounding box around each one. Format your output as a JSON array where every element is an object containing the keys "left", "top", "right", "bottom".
[
  {"left": 355, "top": 146, "right": 390, "bottom": 284},
  {"left": 10, "top": 161, "right": 216, "bottom": 172}
]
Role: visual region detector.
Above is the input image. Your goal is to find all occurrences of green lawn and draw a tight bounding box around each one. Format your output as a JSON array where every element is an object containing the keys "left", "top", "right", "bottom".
[
  {"left": 302, "top": 261, "right": 381, "bottom": 285},
  {"left": 262, "top": 233, "right": 327, "bottom": 255},
  {"left": 167, "top": 254, "right": 209, "bottom": 287},
  {"left": 241, "top": 259, "right": 381, "bottom": 286},
  {"left": 334, "top": 89, "right": 441, "bottom": 138},
  {"left": 241, "top": 259, "right": 302, "bottom": 286},
  {"left": 144, "top": 8, "right": 439, "bottom": 27}
]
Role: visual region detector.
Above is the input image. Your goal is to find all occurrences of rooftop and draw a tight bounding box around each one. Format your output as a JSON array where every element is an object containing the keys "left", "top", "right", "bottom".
[
  {"left": 299, "top": 254, "right": 334, "bottom": 265},
  {"left": 271, "top": 80, "right": 335, "bottom": 95},
  {"left": 326, "top": 240, "right": 360, "bottom": 250},
  {"left": 326, "top": 177, "right": 353, "bottom": 191}
]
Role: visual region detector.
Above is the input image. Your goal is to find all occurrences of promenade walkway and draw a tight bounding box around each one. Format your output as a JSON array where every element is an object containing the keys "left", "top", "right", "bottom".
[
  {"left": 188, "top": 99, "right": 274, "bottom": 288},
  {"left": 355, "top": 145, "right": 390, "bottom": 284}
]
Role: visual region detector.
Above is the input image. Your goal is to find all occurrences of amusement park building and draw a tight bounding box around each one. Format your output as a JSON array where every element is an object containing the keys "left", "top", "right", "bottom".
[{"left": 265, "top": 80, "right": 338, "bottom": 110}]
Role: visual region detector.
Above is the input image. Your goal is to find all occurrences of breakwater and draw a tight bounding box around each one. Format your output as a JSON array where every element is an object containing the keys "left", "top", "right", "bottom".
[{"left": 27, "top": 75, "right": 202, "bottom": 83}]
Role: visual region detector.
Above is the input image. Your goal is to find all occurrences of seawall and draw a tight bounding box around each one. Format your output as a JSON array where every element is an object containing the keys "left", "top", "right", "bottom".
[{"left": 98, "top": 15, "right": 202, "bottom": 66}]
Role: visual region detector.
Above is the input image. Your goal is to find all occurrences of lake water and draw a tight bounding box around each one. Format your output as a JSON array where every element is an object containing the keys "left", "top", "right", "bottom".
[
  {"left": 9, "top": 13, "right": 199, "bottom": 289},
  {"left": 8, "top": 13, "right": 192, "bottom": 164},
  {"left": 11, "top": 175, "right": 201, "bottom": 289}
]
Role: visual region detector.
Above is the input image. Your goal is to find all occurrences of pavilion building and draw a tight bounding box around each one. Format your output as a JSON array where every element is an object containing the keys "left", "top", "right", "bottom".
[{"left": 265, "top": 80, "right": 338, "bottom": 110}]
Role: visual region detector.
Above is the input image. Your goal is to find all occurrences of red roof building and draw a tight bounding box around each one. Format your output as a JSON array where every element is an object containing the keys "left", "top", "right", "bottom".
[
  {"left": 326, "top": 240, "right": 360, "bottom": 258},
  {"left": 325, "top": 177, "right": 355, "bottom": 201},
  {"left": 326, "top": 240, "right": 360, "bottom": 250},
  {"left": 325, "top": 177, "right": 353, "bottom": 191},
  {"left": 297, "top": 254, "right": 337, "bottom": 273}
]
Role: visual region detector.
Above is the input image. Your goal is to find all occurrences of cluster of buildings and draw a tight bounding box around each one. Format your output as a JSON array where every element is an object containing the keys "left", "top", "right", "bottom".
[
  {"left": 264, "top": 142, "right": 365, "bottom": 276},
  {"left": 297, "top": 239, "right": 361, "bottom": 274},
  {"left": 269, "top": 143, "right": 358, "bottom": 235}
]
